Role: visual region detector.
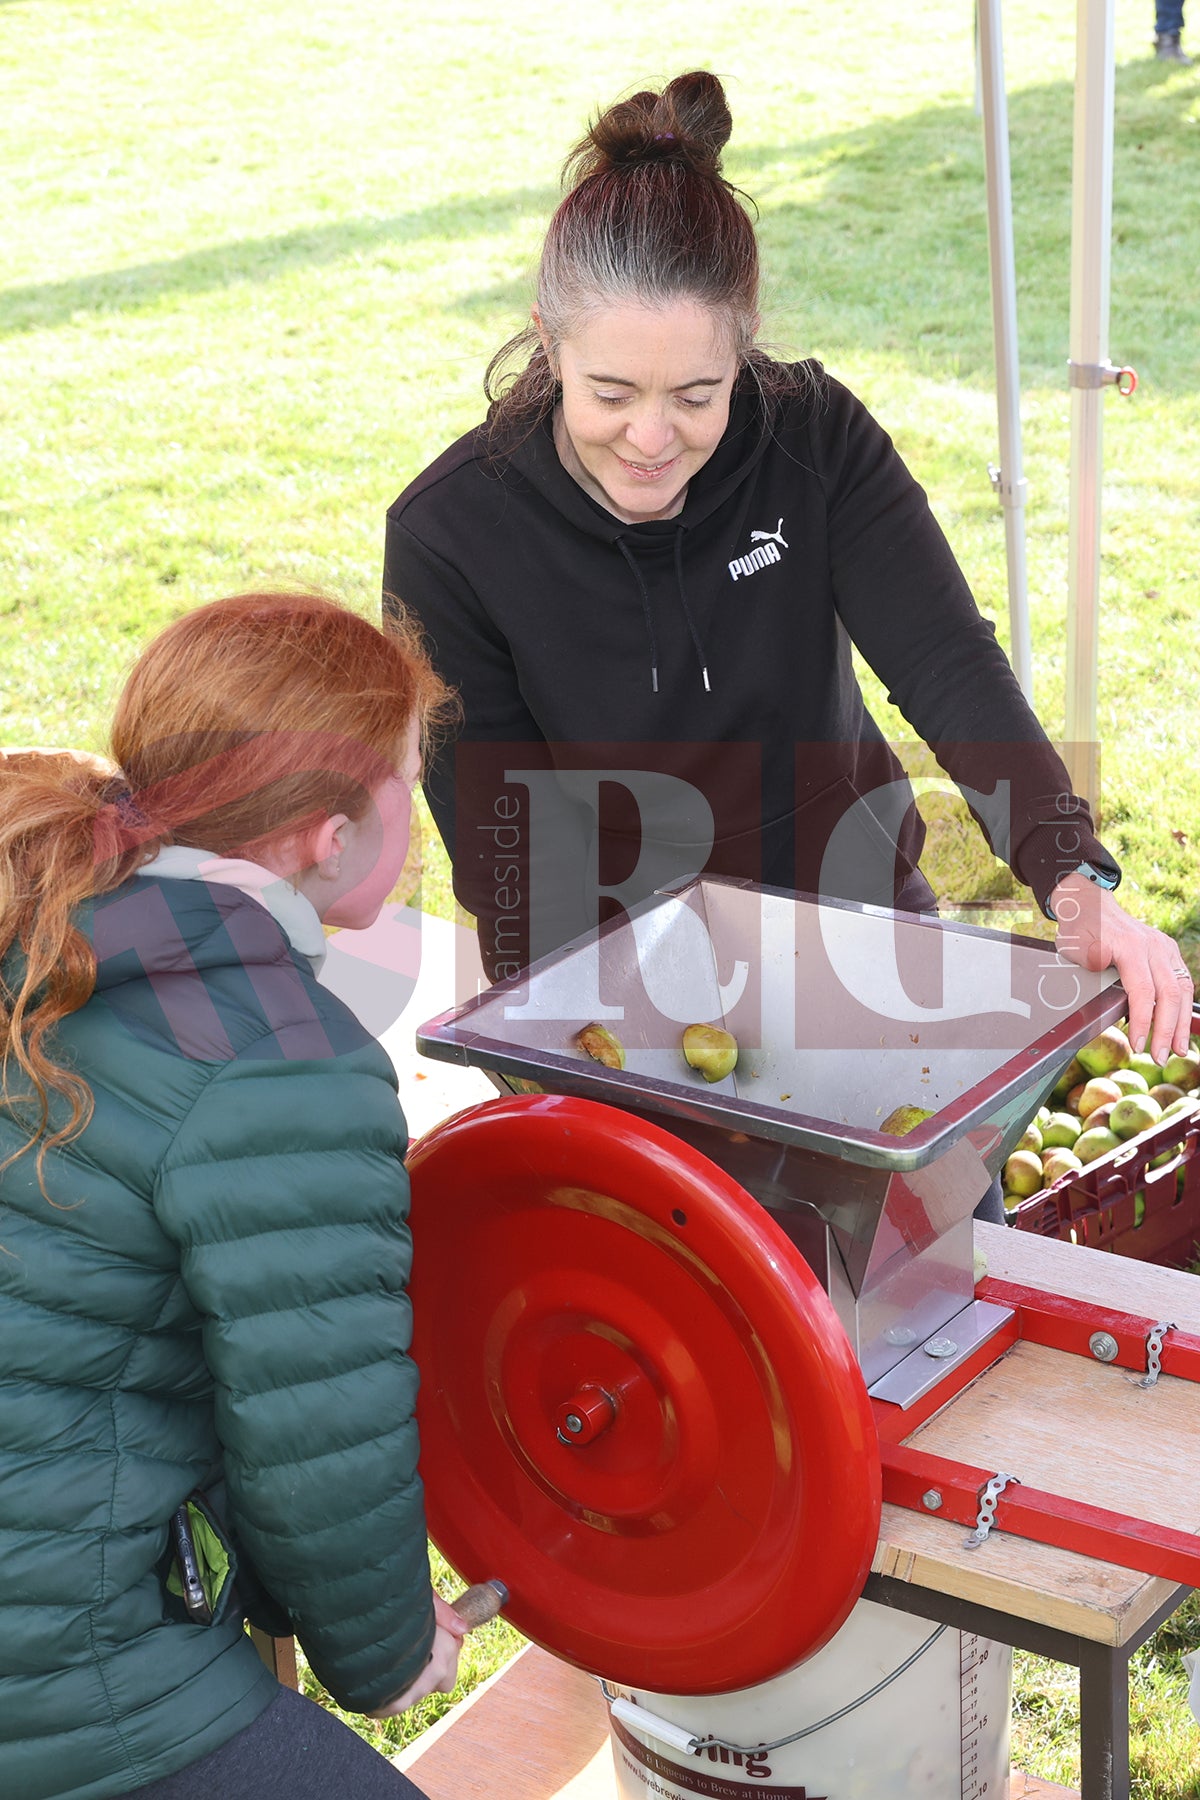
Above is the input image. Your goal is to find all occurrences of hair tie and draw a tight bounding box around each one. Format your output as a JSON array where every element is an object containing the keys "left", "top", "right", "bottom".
[
  {"left": 654, "top": 132, "right": 676, "bottom": 142},
  {"left": 100, "top": 778, "right": 151, "bottom": 831}
]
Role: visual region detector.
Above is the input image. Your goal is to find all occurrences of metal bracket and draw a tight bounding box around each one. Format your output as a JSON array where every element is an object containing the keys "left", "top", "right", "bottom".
[
  {"left": 964, "top": 1471, "right": 1021, "bottom": 1549},
  {"left": 1068, "top": 359, "right": 1138, "bottom": 396},
  {"left": 1133, "top": 1320, "right": 1175, "bottom": 1389}
]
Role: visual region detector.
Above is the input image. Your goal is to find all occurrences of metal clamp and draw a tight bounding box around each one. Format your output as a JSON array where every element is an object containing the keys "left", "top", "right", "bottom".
[
  {"left": 1068, "top": 359, "right": 1138, "bottom": 396},
  {"left": 964, "top": 1471, "right": 1020, "bottom": 1549},
  {"left": 1133, "top": 1321, "right": 1175, "bottom": 1389}
]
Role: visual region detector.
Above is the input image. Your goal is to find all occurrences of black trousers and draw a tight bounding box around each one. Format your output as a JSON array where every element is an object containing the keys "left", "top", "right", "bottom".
[{"left": 122, "top": 1686, "right": 428, "bottom": 1800}]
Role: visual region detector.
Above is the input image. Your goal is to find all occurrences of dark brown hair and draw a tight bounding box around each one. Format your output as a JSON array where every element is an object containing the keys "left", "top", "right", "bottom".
[{"left": 486, "top": 71, "right": 775, "bottom": 445}]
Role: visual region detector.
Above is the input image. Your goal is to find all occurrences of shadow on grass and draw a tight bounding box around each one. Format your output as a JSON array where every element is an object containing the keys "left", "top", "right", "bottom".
[
  {"left": 4, "top": 60, "right": 1197, "bottom": 394},
  {"left": 0, "top": 183, "right": 559, "bottom": 338}
]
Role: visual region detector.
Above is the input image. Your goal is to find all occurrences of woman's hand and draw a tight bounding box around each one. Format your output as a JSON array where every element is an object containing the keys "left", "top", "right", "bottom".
[
  {"left": 1049, "top": 875, "right": 1194, "bottom": 1066},
  {"left": 366, "top": 1595, "right": 470, "bottom": 1718}
]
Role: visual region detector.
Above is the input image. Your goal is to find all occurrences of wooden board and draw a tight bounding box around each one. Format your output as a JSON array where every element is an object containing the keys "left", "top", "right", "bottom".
[
  {"left": 983, "top": 1221, "right": 1200, "bottom": 1331},
  {"left": 392, "top": 1645, "right": 611, "bottom": 1798},
  {"left": 872, "top": 1223, "right": 1200, "bottom": 1645},
  {"left": 394, "top": 1641, "right": 1079, "bottom": 1800}
]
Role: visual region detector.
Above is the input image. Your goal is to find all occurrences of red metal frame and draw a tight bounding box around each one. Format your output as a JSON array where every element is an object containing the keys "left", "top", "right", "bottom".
[{"left": 873, "top": 1279, "right": 1200, "bottom": 1588}]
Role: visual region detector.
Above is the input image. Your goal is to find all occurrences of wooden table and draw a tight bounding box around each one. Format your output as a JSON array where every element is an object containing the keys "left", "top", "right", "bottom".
[{"left": 866, "top": 1221, "right": 1200, "bottom": 1799}]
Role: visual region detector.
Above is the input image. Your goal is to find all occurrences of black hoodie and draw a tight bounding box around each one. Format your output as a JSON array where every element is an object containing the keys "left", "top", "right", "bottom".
[{"left": 384, "top": 362, "right": 1116, "bottom": 978}]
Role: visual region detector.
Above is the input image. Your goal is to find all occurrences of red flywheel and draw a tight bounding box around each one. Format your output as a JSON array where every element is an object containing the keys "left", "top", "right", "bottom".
[{"left": 407, "top": 1092, "right": 879, "bottom": 1694}]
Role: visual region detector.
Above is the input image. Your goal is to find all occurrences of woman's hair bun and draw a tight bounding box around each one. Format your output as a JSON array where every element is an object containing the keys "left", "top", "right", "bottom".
[{"left": 566, "top": 70, "right": 733, "bottom": 184}]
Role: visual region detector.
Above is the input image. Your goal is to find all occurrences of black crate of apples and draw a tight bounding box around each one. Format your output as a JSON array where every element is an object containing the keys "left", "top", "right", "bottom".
[{"left": 1007, "top": 1016, "right": 1200, "bottom": 1266}]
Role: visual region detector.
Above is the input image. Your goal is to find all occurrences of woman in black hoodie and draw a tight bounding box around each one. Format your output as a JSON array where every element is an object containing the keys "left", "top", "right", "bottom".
[{"left": 384, "top": 69, "right": 1192, "bottom": 1068}]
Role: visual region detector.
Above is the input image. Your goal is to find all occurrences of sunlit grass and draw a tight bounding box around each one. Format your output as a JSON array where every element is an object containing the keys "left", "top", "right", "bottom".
[
  {"left": 5, "top": 0, "right": 1200, "bottom": 1782},
  {"left": 1012, "top": 1593, "right": 1200, "bottom": 1796}
]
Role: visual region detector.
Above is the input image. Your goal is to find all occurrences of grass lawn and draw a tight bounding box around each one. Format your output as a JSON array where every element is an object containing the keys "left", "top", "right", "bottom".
[{"left": 4, "top": 0, "right": 1200, "bottom": 1788}]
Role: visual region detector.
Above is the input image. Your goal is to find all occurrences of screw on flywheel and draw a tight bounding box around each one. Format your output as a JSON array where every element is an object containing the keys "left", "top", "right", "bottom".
[{"left": 555, "top": 1385, "right": 617, "bottom": 1447}]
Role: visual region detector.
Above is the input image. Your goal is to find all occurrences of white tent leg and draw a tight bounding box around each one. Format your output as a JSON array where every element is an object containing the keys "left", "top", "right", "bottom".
[
  {"left": 977, "top": 0, "right": 1032, "bottom": 701},
  {"left": 1064, "top": 0, "right": 1117, "bottom": 813}
]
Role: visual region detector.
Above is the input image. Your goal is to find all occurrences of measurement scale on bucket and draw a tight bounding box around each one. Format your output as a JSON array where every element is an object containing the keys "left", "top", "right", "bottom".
[{"left": 960, "top": 1634, "right": 993, "bottom": 1800}]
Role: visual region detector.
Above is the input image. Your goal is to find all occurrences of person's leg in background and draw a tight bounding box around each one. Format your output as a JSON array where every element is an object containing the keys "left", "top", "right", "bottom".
[{"left": 1154, "top": 0, "right": 1192, "bottom": 63}]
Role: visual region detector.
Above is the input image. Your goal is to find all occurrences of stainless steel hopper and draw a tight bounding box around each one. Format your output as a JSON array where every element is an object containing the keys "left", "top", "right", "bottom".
[{"left": 416, "top": 877, "right": 1124, "bottom": 1400}]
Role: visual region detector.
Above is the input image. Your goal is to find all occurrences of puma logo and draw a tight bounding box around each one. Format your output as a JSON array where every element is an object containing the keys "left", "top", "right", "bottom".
[{"left": 729, "top": 519, "right": 789, "bottom": 582}]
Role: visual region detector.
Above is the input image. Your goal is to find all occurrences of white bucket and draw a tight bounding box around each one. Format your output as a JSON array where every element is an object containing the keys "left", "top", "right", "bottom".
[{"left": 604, "top": 1595, "right": 1011, "bottom": 1800}]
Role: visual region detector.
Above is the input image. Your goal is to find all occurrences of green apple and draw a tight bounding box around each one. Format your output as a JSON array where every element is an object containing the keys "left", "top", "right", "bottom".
[
  {"left": 681, "top": 1024, "right": 738, "bottom": 1083},
  {"left": 1110, "top": 1068, "right": 1149, "bottom": 1096},
  {"left": 1051, "top": 1055, "right": 1085, "bottom": 1102},
  {"left": 1016, "top": 1122, "right": 1043, "bottom": 1154},
  {"left": 576, "top": 1023, "right": 626, "bottom": 1070},
  {"left": 1041, "top": 1148, "right": 1084, "bottom": 1184},
  {"left": 1074, "top": 1126, "right": 1122, "bottom": 1165},
  {"left": 1163, "top": 1049, "right": 1200, "bottom": 1091},
  {"left": 1041, "top": 1112, "right": 1082, "bottom": 1150},
  {"left": 1076, "top": 1077, "right": 1123, "bottom": 1119},
  {"left": 1003, "top": 1150, "right": 1045, "bottom": 1197},
  {"left": 1128, "top": 1051, "right": 1164, "bottom": 1088},
  {"left": 1076, "top": 1026, "right": 1132, "bottom": 1078},
  {"left": 880, "top": 1103, "right": 935, "bottom": 1136},
  {"left": 1109, "top": 1094, "right": 1163, "bottom": 1140},
  {"left": 1148, "top": 1083, "right": 1186, "bottom": 1110}
]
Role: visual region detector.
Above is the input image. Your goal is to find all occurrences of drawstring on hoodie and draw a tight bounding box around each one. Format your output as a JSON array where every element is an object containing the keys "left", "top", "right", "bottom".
[
  {"left": 673, "top": 530, "right": 711, "bottom": 693},
  {"left": 615, "top": 539, "right": 660, "bottom": 694},
  {"left": 614, "top": 531, "right": 711, "bottom": 695}
]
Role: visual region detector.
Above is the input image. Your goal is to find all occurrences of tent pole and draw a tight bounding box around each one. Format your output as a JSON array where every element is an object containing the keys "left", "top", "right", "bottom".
[
  {"left": 977, "top": 0, "right": 1032, "bottom": 701},
  {"left": 1064, "top": 0, "right": 1117, "bottom": 815}
]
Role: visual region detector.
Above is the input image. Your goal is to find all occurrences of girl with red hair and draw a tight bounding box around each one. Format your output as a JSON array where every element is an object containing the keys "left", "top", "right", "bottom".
[{"left": 0, "top": 591, "right": 461, "bottom": 1799}]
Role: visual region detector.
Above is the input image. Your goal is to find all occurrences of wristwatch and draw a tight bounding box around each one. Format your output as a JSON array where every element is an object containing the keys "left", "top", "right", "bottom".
[{"left": 1044, "top": 860, "right": 1121, "bottom": 922}]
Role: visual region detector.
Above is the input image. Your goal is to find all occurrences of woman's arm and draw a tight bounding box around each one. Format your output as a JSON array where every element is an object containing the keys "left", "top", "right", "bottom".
[
  {"left": 819, "top": 382, "right": 1098, "bottom": 900},
  {"left": 820, "top": 380, "right": 1191, "bottom": 1059},
  {"left": 155, "top": 1036, "right": 439, "bottom": 1714}
]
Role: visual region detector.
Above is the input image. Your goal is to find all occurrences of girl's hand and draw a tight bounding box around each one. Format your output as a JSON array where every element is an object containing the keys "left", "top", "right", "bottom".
[{"left": 366, "top": 1595, "right": 469, "bottom": 1718}]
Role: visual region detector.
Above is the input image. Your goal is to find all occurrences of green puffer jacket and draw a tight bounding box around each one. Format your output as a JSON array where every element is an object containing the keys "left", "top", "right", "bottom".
[{"left": 0, "top": 872, "right": 436, "bottom": 1800}]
